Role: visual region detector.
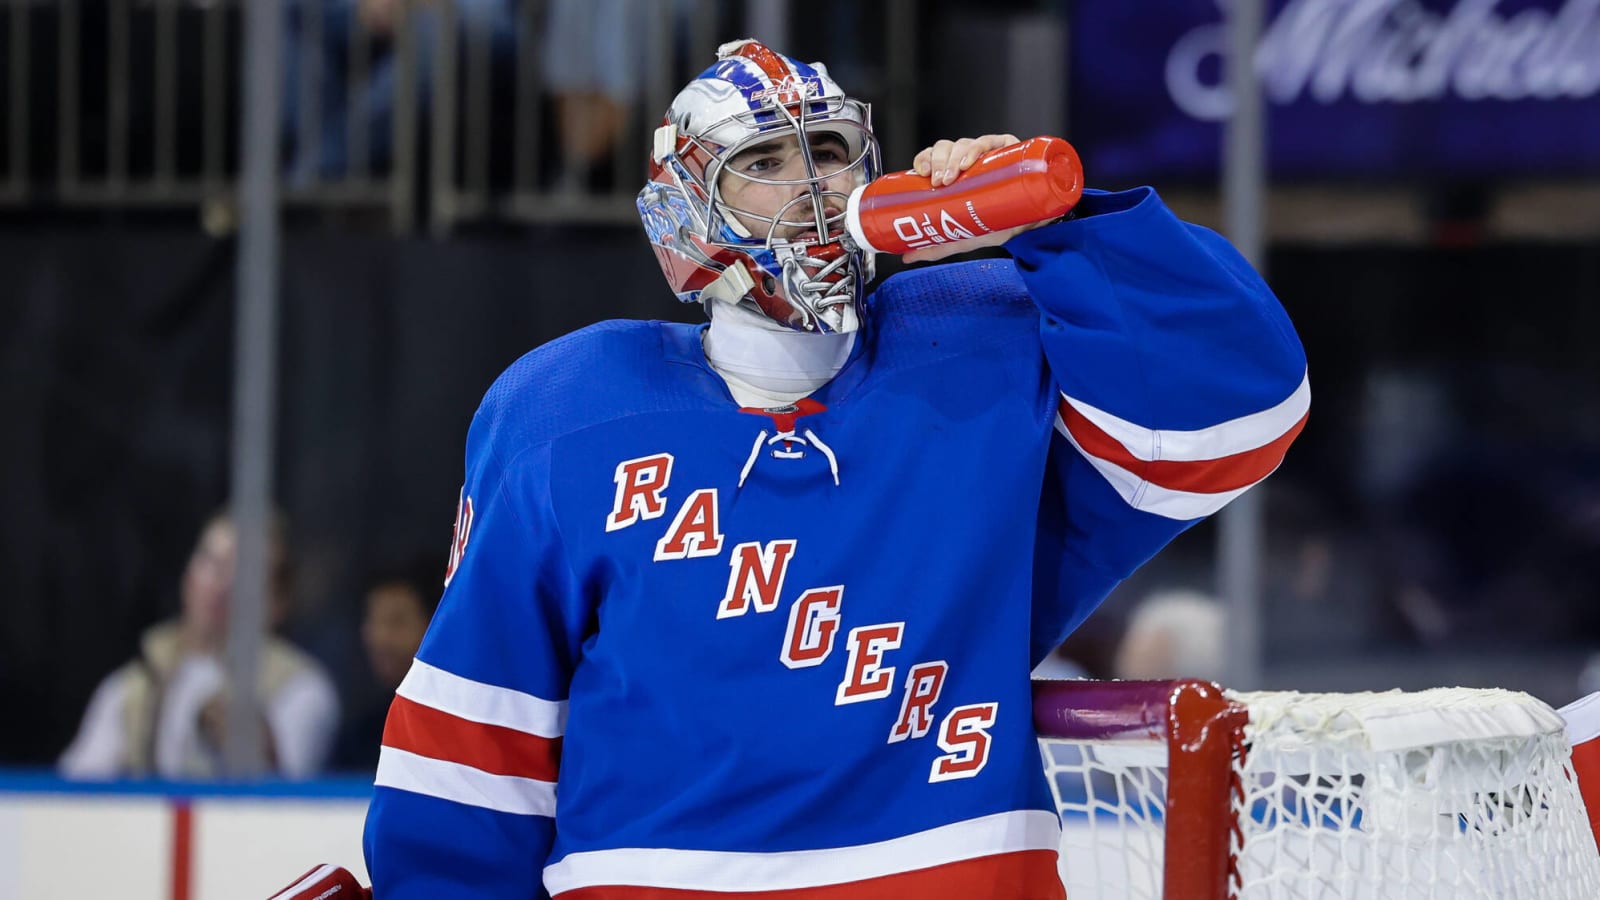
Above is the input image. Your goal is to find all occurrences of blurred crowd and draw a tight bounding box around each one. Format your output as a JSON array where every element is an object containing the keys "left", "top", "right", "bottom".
[
  {"left": 56, "top": 511, "right": 438, "bottom": 778},
  {"left": 279, "top": 0, "right": 664, "bottom": 190}
]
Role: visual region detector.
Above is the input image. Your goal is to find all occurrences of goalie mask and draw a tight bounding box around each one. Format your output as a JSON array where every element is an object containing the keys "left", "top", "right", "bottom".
[{"left": 638, "top": 39, "right": 881, "bottom": 334}]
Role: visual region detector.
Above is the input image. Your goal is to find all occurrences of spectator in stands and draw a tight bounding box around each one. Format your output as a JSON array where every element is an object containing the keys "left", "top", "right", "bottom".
[
  {"left": 541, "top": 0, "right": 647, "bottom": 193},
  {"left": 281, "top": 0, "right": 516, "bottom": 182},
  {"left": 58, "top": 512, "right": 340, "bottom": 779},
  {"left": 330, "top": 558, "right": 441, "bottom": 771},
  {"left": 1113, "top": 589, "right": 1227, "bottom": 683}
]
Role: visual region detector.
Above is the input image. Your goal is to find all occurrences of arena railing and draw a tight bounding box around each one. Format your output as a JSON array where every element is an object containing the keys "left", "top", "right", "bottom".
[{"left": 0, "top": 0, "right": 920, "bottom": 235}]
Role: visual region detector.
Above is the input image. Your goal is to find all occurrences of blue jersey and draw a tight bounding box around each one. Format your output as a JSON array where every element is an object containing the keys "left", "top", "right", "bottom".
[{"left": 364, "top": 187, "right": 1309, "bottom": 899}]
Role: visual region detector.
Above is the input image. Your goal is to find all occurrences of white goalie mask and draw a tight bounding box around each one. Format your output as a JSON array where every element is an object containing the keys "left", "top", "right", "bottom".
[{"left": 638, "top": 39, "right": 882, "bottom": 334}]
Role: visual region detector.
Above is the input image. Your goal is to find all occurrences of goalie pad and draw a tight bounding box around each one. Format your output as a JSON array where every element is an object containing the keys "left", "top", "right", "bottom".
[{"left": 266, "top": 864, "right": 371, "bottom": 900}]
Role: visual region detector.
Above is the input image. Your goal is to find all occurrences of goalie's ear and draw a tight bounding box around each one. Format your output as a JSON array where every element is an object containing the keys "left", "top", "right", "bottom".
[{"left": 266, "top": 864, "right": 371, "bottom": 900}]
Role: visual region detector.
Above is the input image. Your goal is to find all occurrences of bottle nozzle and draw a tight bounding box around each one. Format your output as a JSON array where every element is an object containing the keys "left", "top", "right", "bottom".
[{"left": 842, "top": 184, "right": 879, "bottom": 255}]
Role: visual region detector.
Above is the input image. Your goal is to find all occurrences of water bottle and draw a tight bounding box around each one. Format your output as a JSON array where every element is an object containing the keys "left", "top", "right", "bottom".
[{"left": 843, "top": 136, "right": 1084, "bottom": 255}]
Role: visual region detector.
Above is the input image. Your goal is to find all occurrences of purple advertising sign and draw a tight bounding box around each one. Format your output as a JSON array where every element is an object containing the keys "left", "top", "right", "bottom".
[{"left": 1069, "top": 0, "right": 1600, "bottom": 182}]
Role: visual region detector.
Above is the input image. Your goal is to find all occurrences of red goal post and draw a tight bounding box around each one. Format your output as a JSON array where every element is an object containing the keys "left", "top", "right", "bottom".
[{"left": 1033, "top": 679, "right": 1600, "bottom": 900}]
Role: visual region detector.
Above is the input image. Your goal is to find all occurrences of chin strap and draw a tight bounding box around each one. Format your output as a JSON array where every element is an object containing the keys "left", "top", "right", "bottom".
[{"left": 699, "top": 262, "right": 758, "bottom": 307}]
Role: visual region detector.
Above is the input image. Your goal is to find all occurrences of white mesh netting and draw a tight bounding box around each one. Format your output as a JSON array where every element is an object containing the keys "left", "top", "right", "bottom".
[{"left": 1042, "top": 687, "right": 1600, "bottom": 900}]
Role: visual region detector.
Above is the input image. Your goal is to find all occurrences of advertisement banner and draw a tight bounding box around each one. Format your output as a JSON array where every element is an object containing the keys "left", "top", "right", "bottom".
[{"left": 1069, "top": 0, "right": 1600, "bottom": 182}]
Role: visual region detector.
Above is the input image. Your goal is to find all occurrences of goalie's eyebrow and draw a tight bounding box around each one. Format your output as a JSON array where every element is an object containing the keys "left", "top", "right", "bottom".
[{"left": 730, "top": 133, "right": 848, "bottom": 162}]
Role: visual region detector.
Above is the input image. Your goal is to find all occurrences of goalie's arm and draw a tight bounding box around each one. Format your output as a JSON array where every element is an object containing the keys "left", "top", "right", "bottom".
[
  {"left": 1009, "top": 187, "right": 1309, "bottom": 660},
  {"left": 364, "top": 406, "right": 590, "bottom": 900}
]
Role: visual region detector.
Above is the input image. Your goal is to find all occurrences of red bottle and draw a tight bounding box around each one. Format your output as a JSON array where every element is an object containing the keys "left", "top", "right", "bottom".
[{"left": 844, "top": 136, "right": 1085, "bottom": 255}]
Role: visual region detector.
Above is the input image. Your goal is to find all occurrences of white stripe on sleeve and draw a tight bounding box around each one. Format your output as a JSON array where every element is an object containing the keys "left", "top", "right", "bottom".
[
  {"left": 1054, "top": 420, "right": 1261, "bottom": 520},
  {"left": 375, "top": 746, "right": 557, "bottom": 817},
  {"left": 1062, "top": 370, "right": 1310, "bottom": 462},
  {"left": 397, "top": 659, "right": 567, "bottom": 738}
]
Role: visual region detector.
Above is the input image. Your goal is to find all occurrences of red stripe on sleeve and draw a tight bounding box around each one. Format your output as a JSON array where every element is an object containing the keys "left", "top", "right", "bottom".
[
  {"left": 382, "top": 694, "right": 562, "bottom": 782},
  {"left": 553, "top": 850, "right": 1063, "bottom": 900},
  {"left": 1059, "top": 399, "right": 1307, "bottom": 495}
]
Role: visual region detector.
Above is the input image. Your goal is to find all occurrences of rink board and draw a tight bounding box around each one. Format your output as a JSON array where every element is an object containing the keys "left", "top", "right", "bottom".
[
  {"left": 0, "top": 776, "right": 370, "bottom": 900},
  {"left": 0, "top": 776, "right": 1147, "bottom": 899}
]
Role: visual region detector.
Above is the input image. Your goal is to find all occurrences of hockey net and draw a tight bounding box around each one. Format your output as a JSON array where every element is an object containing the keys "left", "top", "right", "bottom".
[{"left": 1034, "top": 680, "right": 1600, "bottom": 899}]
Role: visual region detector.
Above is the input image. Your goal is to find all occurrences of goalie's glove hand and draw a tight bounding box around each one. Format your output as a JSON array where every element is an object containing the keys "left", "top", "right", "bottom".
[
  {"left": 266, "top": 864, "right": 372, "bottom": 900},
  {"left": 904, "top": 134, "right": 1051, "bottom": 263}
]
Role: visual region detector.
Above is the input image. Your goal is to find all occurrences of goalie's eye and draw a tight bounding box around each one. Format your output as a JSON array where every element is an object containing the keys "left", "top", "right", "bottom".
[
  {"left": 809, "top": 137, "right": 849, "bottom": 167},
  {"left": 741, "top": 155, "right": 783, "bottom": 174},
  {"left": 729, "top": 135, "right": 851, "bottom": 177}
]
